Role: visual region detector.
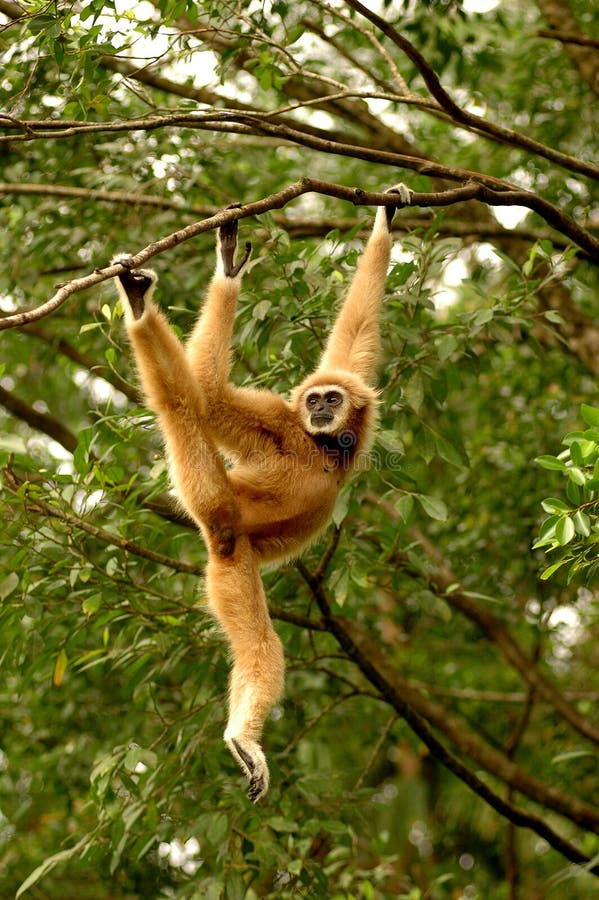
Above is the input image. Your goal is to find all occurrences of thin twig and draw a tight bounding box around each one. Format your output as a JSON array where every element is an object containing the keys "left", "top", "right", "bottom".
[{"left": 353, "top": 713, "right": 398, "bottom": 790}]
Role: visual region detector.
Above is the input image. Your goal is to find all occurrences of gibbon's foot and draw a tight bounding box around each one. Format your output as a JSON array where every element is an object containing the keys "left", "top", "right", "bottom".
[
  {"left": 385, "top": 183, "right": 413, "bottom": 228},
  {"left": 227, "top": 737, "right": 270, "bottom": 802},
  {"left": 219, "top": 206, "right": 252, "bottom": 278},
  {"left": 113, "top": 257, "right": 156, "bottom": 320}
]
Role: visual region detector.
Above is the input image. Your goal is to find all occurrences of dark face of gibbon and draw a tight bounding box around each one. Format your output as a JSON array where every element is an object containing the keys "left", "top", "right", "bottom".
[{"left": 302, "top": 385, "right": 350, "bottom": 435}]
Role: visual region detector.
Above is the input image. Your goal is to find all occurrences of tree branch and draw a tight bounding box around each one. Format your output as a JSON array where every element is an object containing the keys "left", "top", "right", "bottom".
[
  {"left": 405, "top": 526, "right": 599, "bottom": 747},
  {"left": 297, "top": 563, "right": 599, "bottom": 831},
  {"left": 0, "top": 180, "right": 576, "bottom": 247},
  {"left": 0, "top": 384, "right": 78, "bottom": 452},
  {"left": 345, "top": 0, "right": 599, "bottom": 177},
  {"left": 297, "top": 563, "right": 599, "bottom": 868},
  {"left": 538, "top": 29, "right": 599, "bottom": 50},
  {"left": 536, "top": 0, "right": 599, "bottom": 96},
  {"left": 2, "top": 178, "right": 596, "bottom": 332}
]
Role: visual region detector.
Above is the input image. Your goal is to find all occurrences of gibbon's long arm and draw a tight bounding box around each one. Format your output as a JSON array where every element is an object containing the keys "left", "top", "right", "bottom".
[
  {"left": 186, "top": 214, "right": 251, "bottom": 388},
  {"left": 317, "top": 184, "right": 411, "bottom": 384}
]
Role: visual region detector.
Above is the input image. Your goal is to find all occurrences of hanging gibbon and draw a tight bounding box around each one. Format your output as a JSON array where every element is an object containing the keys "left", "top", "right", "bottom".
[{"left": 112, "top": 184, "right": 410, "bottom": 801}]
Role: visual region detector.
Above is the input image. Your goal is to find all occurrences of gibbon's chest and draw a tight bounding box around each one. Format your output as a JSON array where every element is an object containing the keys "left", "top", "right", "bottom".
[
  {"left": 261, "top": 429, "right": 344, "bottom": 515},
  {"left": 291, "top": 434, "right": 346, "bottom": 509}
]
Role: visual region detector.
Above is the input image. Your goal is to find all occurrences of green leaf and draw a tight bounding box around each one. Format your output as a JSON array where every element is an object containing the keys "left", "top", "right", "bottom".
[
  {"left": 268, "top": 816, "right": 299, "bottom": 833},
  {"left": 436, "top": 333, "right": 458, "bottom": 361},
  {"left": 418, "top": 494, "right": 448, "bottom": 522},
  {"left": 573, "top": 510, "right": 591, "bottom": 537},
  {"left": 555, "top": 516, "right": 575, "bottom": 546},
  {"left": 206, "top": 812, "right": 229, "bottom": 845},
  {"left": 543, "top": 310, "right": 565, "bottom": 325},
  {"left": 566, "top": 478, "right": 581, "bottom": 505},
  {"left": 472, "top": 308, "right": 493, "bottom": 326},
  {"left": 16, "top": 838, "right": 88, "bottom": 897},
  {"left": 535, "top": 455, "right": 566, "bottom": 471},
  {"left": 581, "top": 404, "right": 599, "bottom": 427},
  {"left": 0, "top": 571, "right": 19, "bottom": 600},
  {"left": 252, "top": 299, "right": 271, "bottom": 320},
  {"left": 539, "top": 559, "right": 569, "bottom": 580},
  {"left": 53, "top": 648, "right": 68, "bottom": 687},
  {"left": 124, "top": 746, "right": 157, "bottom": 772},
  {"left": 436, "top": 434, "right": 467, "bottom": 469},
  {"left": 333, "top": 567, "right": 349, "bottom": 607},
  {"left": 540, "top": 498, "right": 569, "bottom": 514},
  {"left": 82, "top": 595, "right": 102, "bottom": 617},
  {"left": 332, "top": 488, "right": 350, "bottom": 526},
  {"left": 73, "top": 427, "right": 93, "bottom": 476},
  {"left": 395, "top": 494, "right": 414, "bottom": 521},
  {"left": 552, "top": 749, "right": 596, "bottom": 764},
  {"left": 568, "top": 467, "right": 586, "bottom": 486},
  {"left": 403, "top": 371, "right": 424, "bottom": 412}
]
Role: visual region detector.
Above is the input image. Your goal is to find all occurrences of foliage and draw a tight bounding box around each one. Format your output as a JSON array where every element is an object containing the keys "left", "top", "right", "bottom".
[
  {"left": 535, "top": 404, "right": 599, "bottom": 583},
  {"left": 0, "top": 0, "right": 598, "bottom": 898}
]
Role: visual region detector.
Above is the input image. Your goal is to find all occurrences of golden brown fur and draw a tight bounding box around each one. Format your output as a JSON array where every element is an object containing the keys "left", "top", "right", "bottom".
[{"left": 112, "top": 186, "right": 408, "bottom": 800}]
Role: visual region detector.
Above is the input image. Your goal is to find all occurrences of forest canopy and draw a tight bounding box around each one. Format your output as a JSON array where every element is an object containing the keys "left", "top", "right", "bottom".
[{"left": 0, "top": 1, "right": 598, "bottom": 898}]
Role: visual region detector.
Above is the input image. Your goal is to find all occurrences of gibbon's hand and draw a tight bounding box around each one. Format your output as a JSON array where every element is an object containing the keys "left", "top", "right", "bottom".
[
  {"left": 112, "top": 256, "right": 157, "bottom": 320},
  {"left": 219, "top": 204, "right": 252, "bottom": 278},
  {"left": 384, "top": 183, "right": 413, "bottom": 229}
]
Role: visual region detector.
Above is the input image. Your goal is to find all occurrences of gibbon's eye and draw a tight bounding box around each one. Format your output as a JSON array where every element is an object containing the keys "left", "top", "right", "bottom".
[
  {"left": 325, "top": 391, "right": 343, "bottom": 405},
  {"left": 306, "top": 394, "right": 320, "bottom": 408}
]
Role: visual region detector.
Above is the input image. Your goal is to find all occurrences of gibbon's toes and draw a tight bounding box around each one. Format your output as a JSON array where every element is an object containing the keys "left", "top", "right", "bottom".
[
  {"left": 384, "top": 183, "right": 413, "bottom": 228},
  {"left": 228, "top": 737, "right": 270, "bottom": 803},
  {"left": 248, "top": 772, "right": 267, "bottom": 803}
]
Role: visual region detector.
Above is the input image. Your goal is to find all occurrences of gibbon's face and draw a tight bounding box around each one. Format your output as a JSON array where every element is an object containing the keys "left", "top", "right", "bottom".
[{"left": 302, "top": 384, "right": 350, "bottom": 435}]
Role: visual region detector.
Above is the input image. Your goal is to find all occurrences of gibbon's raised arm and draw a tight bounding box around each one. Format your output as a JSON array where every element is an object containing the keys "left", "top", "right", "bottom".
[
  {"left": 186, "top": 213, "right": 252, "bottom": 388},
  {"left": 317, "top": 184, "right": 411, "bottom": 384}
]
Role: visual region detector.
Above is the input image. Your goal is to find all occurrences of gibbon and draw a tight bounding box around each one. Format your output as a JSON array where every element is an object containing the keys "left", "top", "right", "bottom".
[{"left": 112, "top": 184, "right": 410, "bottom": 801}]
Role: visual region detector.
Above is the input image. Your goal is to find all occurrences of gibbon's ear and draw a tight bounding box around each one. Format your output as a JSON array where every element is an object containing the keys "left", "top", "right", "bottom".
[{"left": 111, "top": 255, "right": 158, "bottom": 321}]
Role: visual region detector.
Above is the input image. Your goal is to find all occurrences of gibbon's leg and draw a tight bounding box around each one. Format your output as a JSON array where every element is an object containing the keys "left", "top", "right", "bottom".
[
  {"left": 114, "top": 260, "right": 284, "bottom": 801},
  {"left": 316, "top": 183, "right": 412, "bottom": 383},
  {"left": 113, "top": 257, "right": 238, "bottom": 552},
  {"left": 207, "top": 537, "right": 285, "bottom": 802},
  {"left": 185, "top": 211, "right": 251, "bottom": 389}
]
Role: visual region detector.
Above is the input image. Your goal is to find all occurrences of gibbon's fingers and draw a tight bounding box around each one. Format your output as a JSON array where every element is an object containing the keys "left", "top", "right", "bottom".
[
  {"left": 384, "top": 183, "right": 413, "bottom": 229},
  {"left": 218, "top": 208, "right": 252, "bottom": 278},
  {"left": 112, "top": 256, "right": 157, "bottom": 320}
]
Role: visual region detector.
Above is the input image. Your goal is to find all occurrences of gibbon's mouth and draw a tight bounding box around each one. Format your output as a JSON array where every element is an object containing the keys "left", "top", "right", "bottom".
[{"left": 311, "top": 414, "right": 334, "bottom": 426}]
